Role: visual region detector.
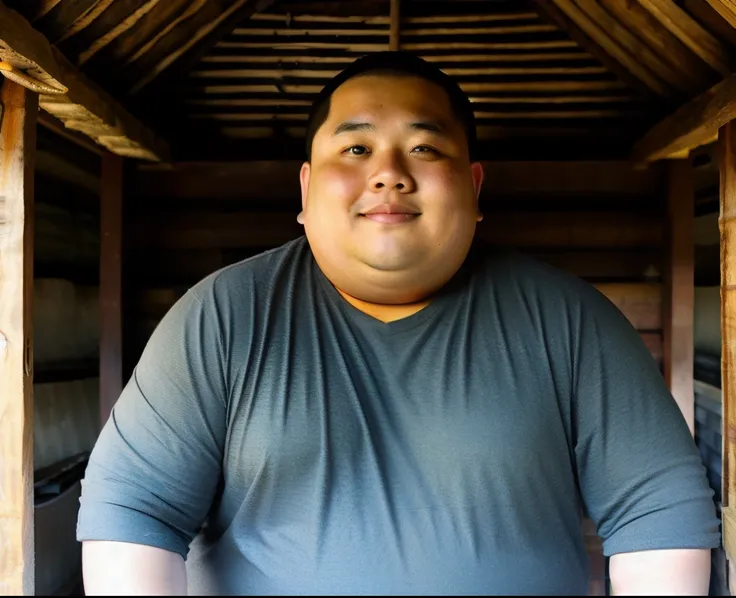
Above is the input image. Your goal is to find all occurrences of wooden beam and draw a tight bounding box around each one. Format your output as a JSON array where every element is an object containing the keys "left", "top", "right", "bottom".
[
  {"left": 632, "top": 74, "right": 736, "bottom": 162},
  {"left": 0, "top": 79, "right": 37, "bottom": 596},
  {"left": 0, "top": 1, "right": 169, "bottom": 161},
  {"left": 639, "top": 0, "right": 731, "bottom": 76},
  {"left": 705, "top": 0, "right": 736, "bottom": 30},
  {"left": 532, "top": 0, "right": 669, "bottom": 99},
  {"left": 719, "top": 120, "right": 736, "bottom": 568},
  {"left": 129, "top": 209, "right": 663, "bottom": 250},
  {"left": 663, "top": 160, "right": 695, "bottom": 434},
  {"left": 99, "top": 152, "right": 123, "bottom": 426},
  {"left": 389, "top": 0, "right": 400, "bottom": 51},
  {"left": 128, "top": 0, "right": 278, "bottom": 96}
]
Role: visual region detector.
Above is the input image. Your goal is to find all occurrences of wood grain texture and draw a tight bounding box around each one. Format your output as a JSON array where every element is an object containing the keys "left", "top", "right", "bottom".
[
  {"left": 663, "top": 159, "right": 695, "bottom": 433},
  {"left": 639, "top": 0, "right": 731, "bottom": 75},
  {"left": 0, "top": 79, "right": 37, "bottom": 597},
  {"left": 632, "top": 73, "right": 736, "bottom": 162},
  {"left": 0, "top": 1, "right": 168, "bottom": 160},
  {"left": 99, "top": 152, "right": 123, "bottom": 426},
  {"left": 719, "top": 122, "right": 736, "bottom": 568},
  {"left": 533, "top": 0, "right": 668, "bottom": 98}
]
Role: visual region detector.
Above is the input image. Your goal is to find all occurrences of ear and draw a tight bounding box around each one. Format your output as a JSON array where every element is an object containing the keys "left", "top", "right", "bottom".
[
  {"left": 470, "top": 162, "right": 485, "bottom": 223},
  {"left": 298, "top": 161, "right": 310, "bottom": 225}
]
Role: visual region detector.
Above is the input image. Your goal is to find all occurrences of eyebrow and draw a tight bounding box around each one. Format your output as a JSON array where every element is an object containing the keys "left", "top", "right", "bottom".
[{"left": 332, "top": 120, "right": 449, "bottom": 137}]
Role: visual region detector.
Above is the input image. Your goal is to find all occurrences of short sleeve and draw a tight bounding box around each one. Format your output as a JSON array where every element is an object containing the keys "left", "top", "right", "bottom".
[
  {"left": 77, "top": 284, "right": 228, "bottom": 559},
  {"left": 572, "top": 285, "right": 721, "bottom": 557}
]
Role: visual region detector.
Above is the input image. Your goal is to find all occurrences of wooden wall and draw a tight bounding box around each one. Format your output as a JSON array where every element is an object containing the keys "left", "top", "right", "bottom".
[
  {"left": 129, "top": 159, "right": 667, "bottom": 596},
  {"left": 129, "top": 160, "right": 666, "bottom": 369}
]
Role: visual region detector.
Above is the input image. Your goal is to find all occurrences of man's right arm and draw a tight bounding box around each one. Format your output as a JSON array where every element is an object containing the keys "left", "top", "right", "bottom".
[
  {"left": 77, "top": 283, "right": 230, "bottom": 594},
  {"left": 82, "top": 542, "right": 187, "bottom": 596}
]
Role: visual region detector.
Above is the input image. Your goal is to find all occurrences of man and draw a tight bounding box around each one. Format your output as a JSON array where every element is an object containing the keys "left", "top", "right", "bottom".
[{"left": 78, "top": 52, "right": 719, "bottom": 595}]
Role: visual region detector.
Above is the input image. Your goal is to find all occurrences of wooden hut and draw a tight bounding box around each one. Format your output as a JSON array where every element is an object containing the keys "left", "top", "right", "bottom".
[{"left": 2, "top": 0, "right": 736, "bottom": 594}]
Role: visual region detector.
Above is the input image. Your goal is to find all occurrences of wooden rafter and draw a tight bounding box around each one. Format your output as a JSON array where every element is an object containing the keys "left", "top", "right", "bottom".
[
  {"left": 632, "top": 73, "right": 736, "bottom": 162},
  {"left": 390, "top": 0, "right": 400, "bottom": 51},
  {"left": 0, "top": 2, "right": 169, "bottom": 161},
  {"left": 705, "top": 0, "right": 736, "bottom": 30},
  {"left": 639, "top": 0, "right": 731, "bottom": 76},
  {"left": 128, "top": 0, "right": 277, "bottom": 96},
  {"left": 532, "top": 0, "right": 668, "bottom": 99}
]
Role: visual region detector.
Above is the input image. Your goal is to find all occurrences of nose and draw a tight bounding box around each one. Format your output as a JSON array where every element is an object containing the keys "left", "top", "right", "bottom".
[{"left": 368, "top": 151, "right": 416, "bottom": 193}]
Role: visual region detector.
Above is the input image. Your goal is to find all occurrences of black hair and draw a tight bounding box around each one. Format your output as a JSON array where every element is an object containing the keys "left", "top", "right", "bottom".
[{"left": 304, "top": 51, "right": 478, "bottom": 161}]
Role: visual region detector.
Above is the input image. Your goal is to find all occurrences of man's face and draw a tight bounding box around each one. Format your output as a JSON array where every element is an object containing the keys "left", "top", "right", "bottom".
[{"left": 300, "top": 74, "right": 484, "bottom": 304}]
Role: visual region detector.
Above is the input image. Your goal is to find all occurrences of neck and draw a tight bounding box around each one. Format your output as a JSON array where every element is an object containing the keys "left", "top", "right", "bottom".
[{"left": 336, "top": 288, "right": 430, "bottom": 323}]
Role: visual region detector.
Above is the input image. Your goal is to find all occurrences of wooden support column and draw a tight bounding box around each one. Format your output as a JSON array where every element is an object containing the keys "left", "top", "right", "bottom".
[
  {"left": 390, "top": 0, "right": 401, "bottom": 51},
  {"left": 663, "top": 159, "right": 695, "bottom": 434},
  {"left": 0, "top": 79, "right": 37, "bottom": 596},
  {"left": 100, "top": 152, "right": 123, "bottom": 426},
  {"left": 720, "top": 122, "right": 736, "bottom": 590}
]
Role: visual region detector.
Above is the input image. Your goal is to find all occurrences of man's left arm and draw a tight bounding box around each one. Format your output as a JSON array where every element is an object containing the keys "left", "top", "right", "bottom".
[
  {"left": 567, "top": 279, "right": 720, "bottom": 590},
  {"left": 609, "top": 549, "right": 710, "bottom": 595}
]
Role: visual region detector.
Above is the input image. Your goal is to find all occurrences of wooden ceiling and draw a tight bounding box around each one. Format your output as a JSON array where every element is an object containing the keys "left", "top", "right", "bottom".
[{"left": 6, "top": 0, "right": 736, "bottom": 160}]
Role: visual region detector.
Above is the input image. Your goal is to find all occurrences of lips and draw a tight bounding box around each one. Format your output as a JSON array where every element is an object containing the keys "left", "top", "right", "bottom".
[{"left": 360, "top": 202, "right": 420, "bottom": 224}]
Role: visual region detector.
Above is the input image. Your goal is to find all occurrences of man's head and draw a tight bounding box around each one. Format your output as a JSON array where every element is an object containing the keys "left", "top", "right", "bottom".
[{"left": 299, "top": 52, "right": 485, "bottom": 305}]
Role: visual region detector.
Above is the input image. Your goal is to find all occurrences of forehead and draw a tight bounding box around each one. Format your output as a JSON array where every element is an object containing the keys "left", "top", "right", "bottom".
[{"left": 325, "top": 74, "right": 457, "bottom": 124}]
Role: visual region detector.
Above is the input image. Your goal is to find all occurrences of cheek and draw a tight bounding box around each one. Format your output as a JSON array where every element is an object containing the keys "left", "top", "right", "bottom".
[
  {"left": 311, "top": 163, "right": 364, "bottom": 210},
  {"left": 418, "top": 165, "right": 475, "bottom": 212}
]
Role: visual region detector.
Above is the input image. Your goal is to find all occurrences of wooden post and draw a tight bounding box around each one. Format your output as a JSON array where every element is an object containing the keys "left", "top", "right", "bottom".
[
  {"left": 100, "top": 152, "right": 123, "bottom": 426},
  {"left": 0, "top": 79, "right": 37, "bottom": 596},
  {"left": 663, "top": 159, "right": 695, "bottom": 434},
  {"left": 390, "top": 0, "right": 401, "bottom": 51},
  {"left": 720, "top": 122, "right": 736, "bottom": 577}
]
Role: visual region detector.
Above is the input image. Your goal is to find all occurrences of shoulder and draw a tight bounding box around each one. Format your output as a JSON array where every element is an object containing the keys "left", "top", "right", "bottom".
[
  {"left": 469, "top": 242, "right": 601, "bottom": 304},
  {"left": 188, "top": 236, "right": 312, "bottom": 305}
]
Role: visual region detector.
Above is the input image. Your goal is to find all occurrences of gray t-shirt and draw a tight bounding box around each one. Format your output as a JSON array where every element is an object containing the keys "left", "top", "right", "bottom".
[{"left": 77, "top": 237, "right": 720, "bottom": 595}]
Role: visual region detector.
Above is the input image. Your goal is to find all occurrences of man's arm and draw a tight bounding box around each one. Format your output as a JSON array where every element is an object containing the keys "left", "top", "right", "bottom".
[
  {"left": 609, "top": 548, "right": 710, "bottom": 595},
  {"left": 82, "top": 541, "right": 187, "bottom": 596}
]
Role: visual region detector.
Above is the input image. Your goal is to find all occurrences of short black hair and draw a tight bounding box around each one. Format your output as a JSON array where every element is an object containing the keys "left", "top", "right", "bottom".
[{"left": 305, "top": 51, "right": 478, "bottom": 161}]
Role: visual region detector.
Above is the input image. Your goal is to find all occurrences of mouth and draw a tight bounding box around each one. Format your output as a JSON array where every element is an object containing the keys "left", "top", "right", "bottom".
[{"left": 359, "top": 203, "right": 421, "bottom": 224}]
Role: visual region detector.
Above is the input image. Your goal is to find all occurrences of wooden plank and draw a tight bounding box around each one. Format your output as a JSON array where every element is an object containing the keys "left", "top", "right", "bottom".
[
  {"left": 599, "top": 0, "right": 717, "bottom": 91},
  {"left": 216, "top": 40, "right": 581, "bottom": 51},
  {"left": 720, "top": 120, "right": 736, "bottom": 564},
  {"left": 129, "top": 209, "right": 663, "bottom": 250},
  {"left": 99, "top": 152, "right": 123, "bottom": 426},
  {"left": 663, "top": 160, "right": 695, "bottom": 433},
  {"left": 639, "top": 0, "right": 730, "bottom": 75},
  {"left": 532, "top": 0, "right": 668, "bottom": 98},
  {"left": 0, "top": 1, "right": 169, "bottom": 161},
  {"left": 705, "top": 0, "right": 736, "bottom": 30},
  {"left": 188, "top": 66, "right": 609, "bottom": 78},
  {"left": 0, "top": 79, "right": 37, "bottom": 596},
  {"left": 389, "top": 0, "right": 400, "bottom": 51},
  {"left": 128, "top": 0, "right": 279, "bottom": 96},
  {"left": 200, "top": 52, "right": 593, "bottom": 64},
  {"left": 562, "top": 0, "right": 701, "bottom": 94},
  {"left": 632, "top": 74, "right": 736, "bottom": 162},
  {"left": 231, "top": 25, "right": 557, "bottom": 36},
  {"left": 130, "top": 160, "right": 663, "bottom": 201},
  {"left": 76, "top": 0, "right": 163, "bottom": 66},
  {"left": 194, "top": 80, "right": 629, "bottom": 95}
]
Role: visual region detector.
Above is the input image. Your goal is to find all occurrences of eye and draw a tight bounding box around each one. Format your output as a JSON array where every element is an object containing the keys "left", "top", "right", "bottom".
[
  {"left": 411, "top": 146, "right": 438, "bottom": 156},
  {"left": 343, "top": 145, "right": 370, "bottom": 156}
]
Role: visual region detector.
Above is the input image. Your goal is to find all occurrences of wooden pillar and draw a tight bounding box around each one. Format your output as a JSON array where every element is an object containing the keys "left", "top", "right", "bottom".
[
  {"left": 390, "top": 0, "right": 401, "bottom": 51},
  {"left": 0, "top": 79, "right": 37, "bottom": 596},
  {"left": 100, "top": 152, "right": 123, "bottom": 426},
  {"left": 720, "top": 121, "right": 736, "bottom": 576},
  {"left": 663, "top": 159, "right": 695, "bottom": 434}
]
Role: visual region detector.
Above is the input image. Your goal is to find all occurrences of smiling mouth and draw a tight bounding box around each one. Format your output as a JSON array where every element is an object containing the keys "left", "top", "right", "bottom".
[{"left": 360, "top": 203, "right": 421, "bottom": 224}]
